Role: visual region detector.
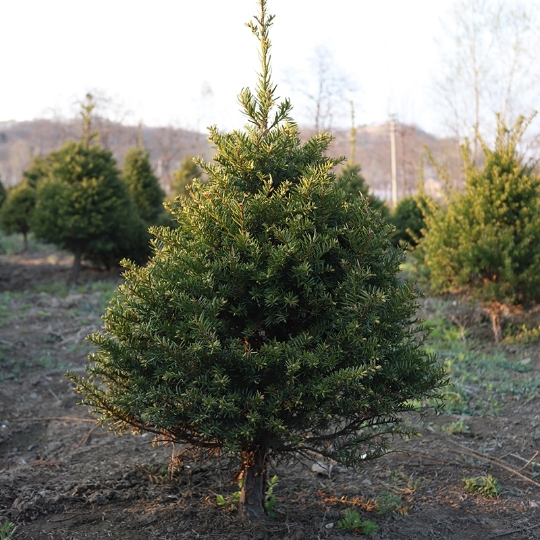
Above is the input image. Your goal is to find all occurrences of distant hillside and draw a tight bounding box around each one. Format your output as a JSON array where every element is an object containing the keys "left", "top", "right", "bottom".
[
  {"left": 0, "top": 119, "right": 210, "bottom": 193},
  {"left": 305, "top": 122, "right": 462, "bottom": 201},
  {"left": 0, "top": 118, "right": 460, "bottom": 200}
]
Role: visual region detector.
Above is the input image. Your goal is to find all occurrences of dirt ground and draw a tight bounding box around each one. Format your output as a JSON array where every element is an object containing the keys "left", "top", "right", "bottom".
[{"left": 0, "top": 245, "right": 539, "bottom": 539}]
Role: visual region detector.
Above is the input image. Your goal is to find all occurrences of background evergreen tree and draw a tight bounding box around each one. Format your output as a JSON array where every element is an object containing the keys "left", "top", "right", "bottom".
[
  {"left": 338, "top": 162, "right": 389, "bottom": 218},
  {"left": 389, "top": 194, "right": 434, "bottom": 248},
  {"left": 0, "top": 178, "right": 6, "bottom": 208},
  {"left": 70, "top": 0, "right": 445, "bottom": 521},
  {"left": 171, "top": 155, "right": 202, "bottom": 197},
  {"left": 23, "top": 155, "right": 55, "bottom": 189},
  {"left": 31, "top": 97, "right": 149, "bottom": 280},
  {"left": 418, "top": 115, "right": 540, "bottom": 341},
  {"left": 122, "top": 147, "right": 166, "bottom": 224},
  {"left": 0, "top": 181, "right": 35, "bottom": 251}
]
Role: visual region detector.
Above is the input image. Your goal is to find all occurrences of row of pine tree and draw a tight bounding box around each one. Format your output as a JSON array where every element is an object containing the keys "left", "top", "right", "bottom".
[
  {"left": 1, "top": 107, "right": 539, "bottom": 344},
  {"left": 0, "top": 97, "right": 192, "bottom": 281},
  {"left": 1, "top": 101, "right": 539, "bottom": 345}
]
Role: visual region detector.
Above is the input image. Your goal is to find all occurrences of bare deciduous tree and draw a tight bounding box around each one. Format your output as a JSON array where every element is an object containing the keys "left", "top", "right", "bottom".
[
  {"left": 287, "top": 45, "right": 357, "bottom": 133},
  {"left": 150, "top": 126, "right": 193, "bottom": 193},
  {"left": 82, "top": 90, "right": 134, "bottom": 152},
  {"left": 434, "top": 0, "right": 540, "bottom": 161}
]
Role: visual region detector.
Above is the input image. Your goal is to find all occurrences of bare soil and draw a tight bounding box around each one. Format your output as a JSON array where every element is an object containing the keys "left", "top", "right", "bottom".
[{"left": 1, "top": 246, "right": 539, "bottom": 539}]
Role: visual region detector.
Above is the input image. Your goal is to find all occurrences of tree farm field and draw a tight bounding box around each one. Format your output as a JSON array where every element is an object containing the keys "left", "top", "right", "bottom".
[{"left": 0, "top": 237, "right": 538, "bottom": 539}]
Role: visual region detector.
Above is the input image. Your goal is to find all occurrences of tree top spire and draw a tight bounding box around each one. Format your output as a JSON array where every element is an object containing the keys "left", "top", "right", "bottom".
[
  {"left": 80, "top": 94, "right": 98, "bottom": 147},
  {"left": 238, "top": 0, "right": 293, "bottom": 135}
]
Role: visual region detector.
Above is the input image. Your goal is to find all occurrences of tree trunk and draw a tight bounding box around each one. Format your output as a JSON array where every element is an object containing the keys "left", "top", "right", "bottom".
[
  {"left": 70, "top": 246, "right": 83, "bottom": 283},
  {"left": 22, "top": 232, "right": 28, "bottom": 252},
  {"left": 489, "top": 301, "right": 503, "bottom": 343},
  {"left": 238, "top": 444, "right": 268, "bottom": 521}
]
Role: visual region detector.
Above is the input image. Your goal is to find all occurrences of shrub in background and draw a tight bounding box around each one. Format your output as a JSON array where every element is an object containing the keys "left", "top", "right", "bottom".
[
  {"left": 338, "top": 162, "right": 389, "bottom": 219},
  {"left": 171, "top": 155, "right": 203, "bottom": 198},
  {"left": 31, "top": 98, "right": 149, "bottom": 280},
  {"left": 123, "top": 147, "right": 166, "bottom": 225},
  {"left": 0, "top": 181, "right": 36, "bottom": 251},
  {"left": 389, "top": 194, "right": 435, "bottom": 248},
  {"left": 22, "top": 154, "right": 56, "bottom": 189},
  {"left": 0, "top": 179, "right": 6, "bottom": 208},
  {"left": 418, "top": 115, "right": 540, "bottom": 341}
]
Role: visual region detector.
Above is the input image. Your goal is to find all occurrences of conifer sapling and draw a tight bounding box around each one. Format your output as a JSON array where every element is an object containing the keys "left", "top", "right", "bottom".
[
  {"left": 0, "top": 179, "right": 7, "bottom": 208},
  {"left": 0, "top": 181, "right": 35, "bottom": 251},
  {"left": 70, "top": 0, "right": 445, "bottom": 521},
  {"left": 418, "top": 115, "right": 540, "bottom": 341},
  {"left": 123, "top": 147, "right": 165, "bottom": 225},
  {"left": 31, "top": 95, "right": 150, "bottom": 280},
  {"left": 171, "top": 156, "right": 203, "bottom": 198}
]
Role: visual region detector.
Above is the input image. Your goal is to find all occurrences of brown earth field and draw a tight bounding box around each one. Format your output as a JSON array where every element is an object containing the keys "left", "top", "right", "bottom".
[{"left": 0, "top": 241, "right": 539, "bottom": 540}]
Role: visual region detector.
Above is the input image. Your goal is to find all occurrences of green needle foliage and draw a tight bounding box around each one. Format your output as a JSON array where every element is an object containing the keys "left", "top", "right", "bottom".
[
  {"left": 0, "top": 521, "right": 17, "bottom": 540},
  {"left": 389, "top": 194, "right": 434, "bottom": 248},
  {"left": 123, "top": 147, "right": 166, "bottom": 225},
  {"left": 70, "top": 0, "right": 445, "bottom": 521},
  {"left": 0, "top": 179, "right": 6, "bottom": 208},
  {"left": 338, "top": 162, "right": 389, "bottom": 219},
  {"left": 0, "top": 181, "right": 36, "bottom": 251},
  {"left": 418, "top": 115, "right": 540, "bottom": 341},
  {"left": 171, "top": 156, "right": 203, "bottom": 198},
  {"left": 463, "top": 475, "right": 501, "bottom": 498},
  {"left": 32, "top": 98, "right": 149, "bottom": 280},
  {"left": 337, "top": 509, "right": 378, "bottom": 534},
  {"left": 23, "top": 154, "right": 56, "bottom": 189}
]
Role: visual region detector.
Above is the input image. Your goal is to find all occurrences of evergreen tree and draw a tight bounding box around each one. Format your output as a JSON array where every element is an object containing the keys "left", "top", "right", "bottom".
[
  {"left": 338, "top": 162, "right": 389, "bottom": 218},
  {"left": 32, "top": 97, "right": 149, "bottom": 280},
  {"left": 389, "top": 194, "right": 435, "bottom": 248},
  {"left": 23, "top": 155, "right": 55, "bottom": 189},
  {"left": 70, "top": 0, "right": 445, "bottom": 521},
  {"left": 0, "top": 181, "right": 36, "bottom": 251},
  {"left": 418, "top": 115, "right": 540, "bottom": 341},
  {"left": 171, "top": 155, "right": 202, "bottom": 197},
  {"left": 0, "top": 178, "right": 6, "bottom": 208},
  {"left": 123, "top": 147, "right": 166, "bottom": 224}
]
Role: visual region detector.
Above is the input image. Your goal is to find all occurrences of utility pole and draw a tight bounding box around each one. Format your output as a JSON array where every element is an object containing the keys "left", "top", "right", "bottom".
[
  {"left": 137, "top": 122, "right": 143, "bottom": 149},
  {"left": 349, "top": 101, "right": 356, "bottom": 165},
  {"left": 390, "top": 114, "right": 398, "bottom": 209}
]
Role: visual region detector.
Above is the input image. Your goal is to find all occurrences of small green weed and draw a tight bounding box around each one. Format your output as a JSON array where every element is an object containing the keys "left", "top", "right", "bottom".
[
  {"left": 388, "top": 470, "right": 420, "bottom": 494},
  {"left": 0, "top": 521, "right": 17, "bottom": 540},
  {"left": 143, "top": 464, "right": 174, "bottom": 485},
  {"left": 217, "top": 475, "right": 279, "bottom": 516},
  {"left": 375, "top": 491, "right": 401, "bottom": 515},
  {"left": 441, "top": 417, "right": 470, "bottom": 435},
  {"left": 463, "top": 474, "right": 501, "bottom": 497},
  {"left": 33, "top": 282, "right": 71, "bottom": 297},
  {"left": 264, "top": 474, "right": 279, "bottom": 517},
  {"left": 0, "top": 339, "right": 25, "bottom": 381},
  {"left": 36, "top": 349, "right": 71, "bottom": 371},
  {"left": 0, "top": 304, "right": 8, "bottom": 322},
  {"left": 424, "top": 316, "right": 465, "bottom": 342},
  {"left": 0, "top": 292, "right": 25, "bottom": 326},
  {"left": 216, "top": 479, "right": 243, "bottom": 511},
  {"left": 423, "top": 308, "right": 540, "bottom": 414},
  {"left": 504, "top": 323, "right": 540, "bottom": 344},
  {"left": 337, "top": 509, "right": 378, "bottom": 534},
  {"left": 0, "top": 232, "right": 23, "bottom": 256}
]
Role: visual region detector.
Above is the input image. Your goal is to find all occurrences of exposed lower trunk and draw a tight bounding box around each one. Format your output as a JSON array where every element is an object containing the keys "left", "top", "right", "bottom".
[
  {"left": 70, "top": 246, "right": 83, "bottom": 283},
  {"left": 22, "top": 232, "right": 28, "bottom": 252},
  {"left": 238, "top": 443, "right": 268, "bottom": 521},
  {"left": 488, "top": 301, "right": 503, "bottom": 343}
]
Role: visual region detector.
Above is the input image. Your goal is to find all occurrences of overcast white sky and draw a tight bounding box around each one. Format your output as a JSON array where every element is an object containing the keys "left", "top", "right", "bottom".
[{"left": 1, "top": 0, "right": 455, "bottom": 134}]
